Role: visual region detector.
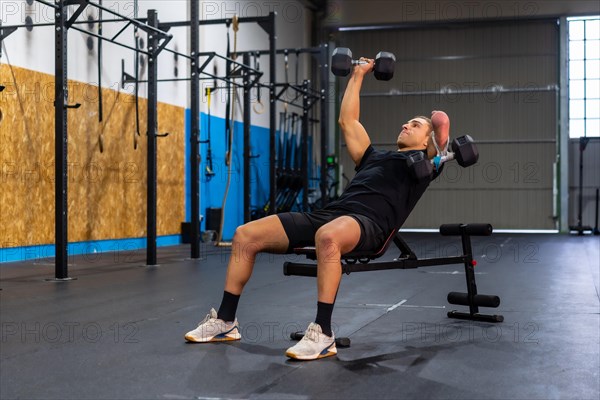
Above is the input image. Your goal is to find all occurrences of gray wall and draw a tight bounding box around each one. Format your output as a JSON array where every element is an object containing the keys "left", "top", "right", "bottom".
[
  {"left": 326, "top": 0, "right": 600, "bottom": 27},
  {"left": 569, "top": 139, "right": 600, "bottom": 229},
  {"left": 335, "top": 19, "right": 559, "bottom": 229}
]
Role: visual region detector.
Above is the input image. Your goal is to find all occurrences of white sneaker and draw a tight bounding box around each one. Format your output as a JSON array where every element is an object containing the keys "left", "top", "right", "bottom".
[
  {"left": 184, "top": 308, "right": 241, "bottom": 343},
  {"left": 286, "top": 322, "right": 337, "bottom": 360}
]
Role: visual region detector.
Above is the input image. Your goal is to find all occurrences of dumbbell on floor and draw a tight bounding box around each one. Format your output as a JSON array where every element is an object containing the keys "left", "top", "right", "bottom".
[
  {"left": 408, "top": 135, "right": 479, "bottom": 182},
  {"left": 331, "top": 47, "right": 396, "bottom": 81}
]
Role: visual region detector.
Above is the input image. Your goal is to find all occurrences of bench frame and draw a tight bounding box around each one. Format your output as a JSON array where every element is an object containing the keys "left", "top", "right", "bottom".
[{"left": 283, "top": 223, "right": 504, "bottom": 337}]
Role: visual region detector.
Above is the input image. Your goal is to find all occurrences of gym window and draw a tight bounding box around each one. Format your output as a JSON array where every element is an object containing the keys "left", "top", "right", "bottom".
[{"left": 568, "top": 16, "right": 600, "bottom": 138}]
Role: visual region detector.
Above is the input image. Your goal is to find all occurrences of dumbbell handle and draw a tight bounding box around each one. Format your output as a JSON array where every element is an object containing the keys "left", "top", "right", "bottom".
[{"left": 432, "top": 152, "right": 455, "bottom": 170}]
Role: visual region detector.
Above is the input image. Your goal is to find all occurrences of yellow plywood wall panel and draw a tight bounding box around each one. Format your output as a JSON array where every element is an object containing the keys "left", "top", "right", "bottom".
[
  {"left": 0, "top": 63, "right": 55, "bottom": 248},
  {"left": 0, "top": 63, "right": 184, "bottom": 248}
]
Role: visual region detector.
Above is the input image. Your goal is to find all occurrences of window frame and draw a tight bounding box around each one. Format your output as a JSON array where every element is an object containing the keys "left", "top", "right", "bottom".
[{"left": 568, "top": 16, "right": 600, "bottom": 138}]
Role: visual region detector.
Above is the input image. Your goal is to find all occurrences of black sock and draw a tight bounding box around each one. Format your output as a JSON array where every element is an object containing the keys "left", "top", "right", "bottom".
[
  {"left": 217, "top": 291, "right": 240, "bottom": 322},
  {"left": 315, "top": 301, "right": 335, "bottom": 337}
]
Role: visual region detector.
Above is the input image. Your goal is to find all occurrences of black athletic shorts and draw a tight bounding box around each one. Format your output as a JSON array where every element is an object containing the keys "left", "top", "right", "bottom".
[{"left": 277, "top": 209, "right": 386, "bottom": 254}]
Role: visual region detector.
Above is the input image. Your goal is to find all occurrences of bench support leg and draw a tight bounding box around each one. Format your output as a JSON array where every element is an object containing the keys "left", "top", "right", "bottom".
[{"left": 447, "top": 229, "right": 503, "bottom": 323}]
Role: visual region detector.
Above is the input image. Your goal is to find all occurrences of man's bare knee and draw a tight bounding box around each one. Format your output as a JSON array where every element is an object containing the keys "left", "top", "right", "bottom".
[
  {"left": 233, "top": 223, "right": 282, "bottom": 255},
  {"left": 315, "top": 229, "right": 342, "bottom": 255},
  {"left": 233, "top": 224, "right": 257, "bottom": 246}
]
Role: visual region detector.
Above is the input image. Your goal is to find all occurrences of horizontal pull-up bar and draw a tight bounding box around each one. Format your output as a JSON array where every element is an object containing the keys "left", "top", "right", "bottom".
[
  {"left": 161, "top": 47, "right": 263, "bottom": 77},
  {"left": 29, "top": 0, "right": 168, "bottom": 38},
  {"left": 88, "top": 0, "right": 170, "bottom": 38},
  {"left": 157, "top": 14, "right": 274, "bottom": 29},
  {"left": 155, "top": 48, "right": 263, "bottom": 86},
  {"left": 70, "top": 24, "right": 154, "bottom": 56},
  {"left": 271, "top": 82, "right": 322, "bottom": 97},
  {"left": 132, "top": 75, "right": 260, "bottom": 89},
  {"left": 0, "top": 18, "right": 145, "bottom": 30},
  {"left": 126, "top": 62, "right": 263, "bottom": 88},
  {"left": 4, "top": 1, "right": 173, "bottom": 57},
  {"left": 275, "top": 86, "right": 320, "bottom": 104},
  {"left": 236, "top": 46, "right": 324, "bottom": 57},
  {"left": 34, "top": 0, "right": 58, "bottom": 9}
]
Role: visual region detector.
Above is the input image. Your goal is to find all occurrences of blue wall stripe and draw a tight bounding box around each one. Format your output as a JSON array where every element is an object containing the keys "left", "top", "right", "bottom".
[
  {"left": 2, "top": 111, "right": 273, "bottom": 264},
  {"left": 184, "top": 108, "right": 192, "bottom": 222},
  {"left": 0, "top": 236, "right": 182, "bottom": 264},
  {"left": 184, "top": 110, "right": 271, "bottom": 240}
]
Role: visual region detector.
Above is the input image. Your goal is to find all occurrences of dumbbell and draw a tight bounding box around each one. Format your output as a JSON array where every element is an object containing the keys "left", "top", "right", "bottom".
[
  {"left": 408, "top": 135, "right": 479, "bottom": 182},
  {"left": 331, "top": 47, "right": 396, "bottom": 81}
]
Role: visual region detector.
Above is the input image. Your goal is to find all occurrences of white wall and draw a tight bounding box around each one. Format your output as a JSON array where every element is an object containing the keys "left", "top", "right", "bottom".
[
  {"left": 1, "top": 0, "right": 189, "bottom": 107},
  {"left": 195, "top": 0, "right": 312, "bottom": 127},
  {"left": 1, "top": 0, "right": 312, "bottom": 123}
]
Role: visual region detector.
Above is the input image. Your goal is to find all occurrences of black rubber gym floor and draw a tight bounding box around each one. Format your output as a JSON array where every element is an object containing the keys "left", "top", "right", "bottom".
[{"left": 1, "top": 233, "right": 598, "bottom": 400}]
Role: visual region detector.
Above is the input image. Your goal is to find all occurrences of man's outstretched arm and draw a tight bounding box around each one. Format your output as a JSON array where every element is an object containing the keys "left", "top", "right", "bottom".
[{"left": 338, "top": 58, "right": 374, "bottom": 166}]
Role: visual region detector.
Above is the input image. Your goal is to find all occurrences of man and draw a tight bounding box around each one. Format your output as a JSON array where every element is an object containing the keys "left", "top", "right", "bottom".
[{"left": 185, "top": 57, "right": 450, "bottom": 361}]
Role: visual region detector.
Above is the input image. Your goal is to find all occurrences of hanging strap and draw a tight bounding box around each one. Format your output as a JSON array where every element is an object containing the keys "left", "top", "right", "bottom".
[
  {"left": 205, "top": 87, "right": 215, "bottom": 178},
  {"left": 295, "top": 49, "right": 300, "bottom": 85},
  {"left": 252, "top": 52, "right": 265, "bottom": 114},
  {"left": 97, "top": 0, "right": 103, "bottom": 123},
  {"left": 284, "top": 50, "right": 289, "bottom": 85},
  {"left": 133, "top": 0, "right": 141, "bottom": 150},
  {"left": 216, "top": 15, "right": 239, "bottom": 246}
]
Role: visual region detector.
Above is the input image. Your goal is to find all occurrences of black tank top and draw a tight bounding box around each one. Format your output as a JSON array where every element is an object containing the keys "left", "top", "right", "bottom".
[{"left": 324, "top": 145, "right": 442, "bottom": 234}]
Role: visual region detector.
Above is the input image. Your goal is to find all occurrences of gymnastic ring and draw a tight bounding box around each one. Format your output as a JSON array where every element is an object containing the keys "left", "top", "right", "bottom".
[{"left": 253, "top": 100, "right": 265, "bottom": 114}]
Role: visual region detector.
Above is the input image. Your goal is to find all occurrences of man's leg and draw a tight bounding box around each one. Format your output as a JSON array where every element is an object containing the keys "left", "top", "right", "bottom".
[
  {"left": 286, "top": 216, "right": 362, "bottom": 360},
  {"left": 218, "top": 215, "right": 289, "bottom": 321},
  {"left": 315, "top": 216, "right": 361, "bottom": 301},
  {"left": 314, "top": 216, "right": 361, "bottom": 335},
  {"left": 185, "top": 215, "right": 289, "bottom": 343}
]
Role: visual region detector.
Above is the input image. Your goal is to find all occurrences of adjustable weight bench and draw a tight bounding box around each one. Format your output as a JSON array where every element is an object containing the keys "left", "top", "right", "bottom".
[{"left": 284, "top": 223, "right": 504, "bottom": 348}]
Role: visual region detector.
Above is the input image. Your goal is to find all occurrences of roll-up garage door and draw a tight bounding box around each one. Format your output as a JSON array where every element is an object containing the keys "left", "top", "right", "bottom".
[{"left": 335, "top": 19, "right": 558, "bottom": 229}]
